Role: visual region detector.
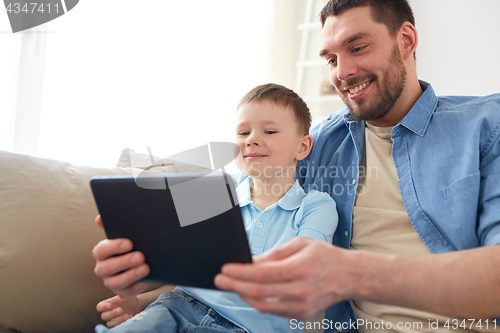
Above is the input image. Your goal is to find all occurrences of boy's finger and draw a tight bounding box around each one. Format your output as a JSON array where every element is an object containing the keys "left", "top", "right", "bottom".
[
  {"left": 95, "top": 251, "right": 145, "bottom": 278},
  {"left": 95, "top": 215, "right": 104, "bottom": 229},
  {"left": 103, "top": 267, "right": 150, "bottom": 297},
  {"left": 101, "top": 307, "right": 122, "bottom": 322},
  {"left": 92, "top": 238, "right": 133, "bottom": 261},
  {"left": 96, "top": 300, "right": 113, "bottom": 312},
  {"left": 107, "top": 314, "right": 134, "bottom": 328}
]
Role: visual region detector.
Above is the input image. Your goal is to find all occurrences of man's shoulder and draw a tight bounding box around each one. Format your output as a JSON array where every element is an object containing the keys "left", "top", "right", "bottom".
[
  {"left": 313, "top": 108, "right": 350, "bottom": 128},
  {"left": 431, "top": 93, "right": 500, "bottom": 135},
  {"left": 309, "top": 108, "right": 351, "bottom": 141},
  {"left": 435, "top": 93, "right": 500, "bottom": 115}
]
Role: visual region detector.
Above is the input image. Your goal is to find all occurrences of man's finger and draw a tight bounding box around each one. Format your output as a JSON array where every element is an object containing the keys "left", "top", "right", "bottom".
[
  {"left": 214, "top": 277, "right": 320, "bottom": 320},
  {"left": 252, "top": 237, "right": 312, "bottom": 263},
  {"left": 238, "top": 295, "right": 314, "bottom": 320},
  {"left": 215, "top": 272, "right": 314, "bottom": 300},
  {"left": 219, "top": 243, "right": 313, "bottom": 283},
  {"left": 219, "top": 261, "right": 295, "bottom": 284}
]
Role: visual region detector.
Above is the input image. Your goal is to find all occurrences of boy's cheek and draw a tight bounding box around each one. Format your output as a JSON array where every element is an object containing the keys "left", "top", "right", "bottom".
[{"left": 234, "top": 155, "right": 245, "bottom": 173}]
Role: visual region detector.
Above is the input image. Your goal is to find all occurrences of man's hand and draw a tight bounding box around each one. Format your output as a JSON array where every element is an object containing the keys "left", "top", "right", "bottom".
[
  {"left": 92, "top": 215, "right": 151, "bottom": 297},
  {"left": 214, "top": 237, "right": 361, "bottom": 320},
  {"left": 216, "top": 235, "right": 500, "bottom": 320}
]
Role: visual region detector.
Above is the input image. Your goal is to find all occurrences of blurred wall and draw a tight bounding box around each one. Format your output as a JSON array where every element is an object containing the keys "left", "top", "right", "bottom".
[{"left": 410, "top": 0, "right": 500, "bottom": 96}]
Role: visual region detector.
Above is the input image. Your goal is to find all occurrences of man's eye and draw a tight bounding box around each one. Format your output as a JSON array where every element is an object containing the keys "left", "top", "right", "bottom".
[
  {"left": 353, "top": 46, "right": 366, "bottom": 53},
  {"left": 327, "top": 58, "right": 337, "bottom": 66}
]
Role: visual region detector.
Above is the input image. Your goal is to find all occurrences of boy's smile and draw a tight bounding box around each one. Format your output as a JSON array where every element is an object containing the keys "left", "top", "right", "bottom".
[{"left": 243, "top": 153, "right": 268, "bottom": 160}]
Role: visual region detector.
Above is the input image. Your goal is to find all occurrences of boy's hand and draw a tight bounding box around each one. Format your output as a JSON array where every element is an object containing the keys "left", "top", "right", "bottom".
[
  {"left": 96, "top": 295, "right": 141, "bottom": 328},
  {"left": 93, "top": 215, "right": 151, "bottom": 297}
]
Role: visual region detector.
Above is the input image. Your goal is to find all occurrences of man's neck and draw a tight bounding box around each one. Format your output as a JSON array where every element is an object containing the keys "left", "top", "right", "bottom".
[{"left": 367, "top": 79, "right": 423, "bottom": 127}]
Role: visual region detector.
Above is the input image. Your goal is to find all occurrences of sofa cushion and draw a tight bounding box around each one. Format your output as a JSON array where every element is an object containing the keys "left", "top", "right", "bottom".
[
  {"left": 0, "top": 150, "right": 174, "bottom": 333},
  {"left": 116, "top": 147, "right": 213, "bottom": 173}
]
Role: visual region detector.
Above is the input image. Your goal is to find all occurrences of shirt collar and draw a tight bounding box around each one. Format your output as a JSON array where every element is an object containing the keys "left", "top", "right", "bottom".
[
  {"left": 397, "top": 80, "right": 437, "bottom": 137},
  {"left": 235, "top": 178, "right": 306, "bottom": 211},
  {"left": 235, "top": 177, "right": 252, "bottom": 207},
  {"left": 343, "top": 80, "right": 438, "bottom": 137}
]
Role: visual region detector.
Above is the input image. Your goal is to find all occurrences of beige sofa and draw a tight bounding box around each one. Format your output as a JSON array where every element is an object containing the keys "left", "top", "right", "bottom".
[
  {"left": 0, "top": 149, "right": 197, "bottom": 333},
  {"left": 0, "top": 149, "right": 325, "bottom": 333}
]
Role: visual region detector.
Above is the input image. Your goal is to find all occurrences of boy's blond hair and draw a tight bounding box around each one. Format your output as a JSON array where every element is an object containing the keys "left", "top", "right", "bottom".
[{"left": 238, "top": 83, "right": 312, "bottom": 135}]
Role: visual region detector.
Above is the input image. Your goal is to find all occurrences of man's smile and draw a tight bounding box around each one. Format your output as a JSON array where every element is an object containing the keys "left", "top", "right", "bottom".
[{"left": 345, "top": 79, "right": 373, "bottom": 100}]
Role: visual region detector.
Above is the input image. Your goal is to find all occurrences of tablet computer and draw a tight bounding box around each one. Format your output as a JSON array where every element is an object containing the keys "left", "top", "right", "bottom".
[{"left": 90, "top": 172, "right": 252, "bottom": 289}]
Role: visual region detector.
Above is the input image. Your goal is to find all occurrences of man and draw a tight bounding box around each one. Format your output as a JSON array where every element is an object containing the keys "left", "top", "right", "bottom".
[
  {"left": 214, "top": 1, "right": 500, "bottom": 331},
  {"left": 93, "top": 0, "right": 500, "bottom": 332}
]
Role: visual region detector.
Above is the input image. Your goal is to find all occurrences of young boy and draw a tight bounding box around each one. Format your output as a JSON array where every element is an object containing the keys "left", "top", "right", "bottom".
[{"left": 95, "top": 83, "right": 338, "bottom": 333}]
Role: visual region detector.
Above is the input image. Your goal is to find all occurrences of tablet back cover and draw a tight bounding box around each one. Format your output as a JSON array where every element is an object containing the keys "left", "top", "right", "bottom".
[{"left": 90, "top": 173, "right": 252, "bottom": 289}]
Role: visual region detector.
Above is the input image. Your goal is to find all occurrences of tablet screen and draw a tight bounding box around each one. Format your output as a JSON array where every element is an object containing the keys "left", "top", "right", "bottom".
[{"left": 90, "top": 172, "right": 252, "bottom": 289}]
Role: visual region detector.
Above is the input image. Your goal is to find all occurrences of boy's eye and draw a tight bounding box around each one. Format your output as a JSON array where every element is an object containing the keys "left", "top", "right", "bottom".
[
  {"left": 265, "top": 131, "right": 277, "bottom": 134},
  {"left": 238, "top": 132, "right": 249, "bottom": 136}
]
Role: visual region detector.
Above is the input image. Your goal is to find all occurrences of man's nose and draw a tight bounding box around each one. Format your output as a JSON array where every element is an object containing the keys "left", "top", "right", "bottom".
[{"left": 335, "top": 56, "right": 358, "bottom": 82}]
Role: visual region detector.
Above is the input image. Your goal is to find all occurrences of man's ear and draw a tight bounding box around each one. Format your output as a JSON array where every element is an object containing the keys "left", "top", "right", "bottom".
[
  {"left": 399, "top": 22, "right": 418, "bottom": 61},
  {"left": 295, "top": 135, "right": 313, "bottom": 161}
]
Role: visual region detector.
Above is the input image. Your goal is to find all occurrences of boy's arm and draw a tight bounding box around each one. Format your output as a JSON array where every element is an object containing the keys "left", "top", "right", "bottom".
[
  {"left": 137, "top": 285, "right": 176, "bottom": 309},
  {"left": 296, "top": 191, "right": 338, "bottom": 244}
]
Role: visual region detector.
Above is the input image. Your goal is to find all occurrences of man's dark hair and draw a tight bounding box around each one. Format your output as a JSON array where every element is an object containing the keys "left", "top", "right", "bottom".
[
  {"left": 319, "top": 0, "right": 415, "bottom": 36},
  {"left": 237, "top": 83, "right": 312, "bottom": 135}
]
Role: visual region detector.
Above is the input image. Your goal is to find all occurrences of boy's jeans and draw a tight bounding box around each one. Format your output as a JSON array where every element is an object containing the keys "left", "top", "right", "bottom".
[{"left": 95, "top": 289, "right": 247, "bottom": 333}]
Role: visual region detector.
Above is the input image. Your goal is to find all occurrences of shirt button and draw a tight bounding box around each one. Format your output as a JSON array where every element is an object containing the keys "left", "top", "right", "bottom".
[
  {"left": 345, "top": 231, "right": 349, "bottom": 237},
  {"left": 257, "top": 222, "right": 263, "bottom": 229},
  {"left": 337, "top": 326, "right": 342, "bottom": 332},
  {"left": 352, "top": 179, "right": 356, "bottom": 185}
]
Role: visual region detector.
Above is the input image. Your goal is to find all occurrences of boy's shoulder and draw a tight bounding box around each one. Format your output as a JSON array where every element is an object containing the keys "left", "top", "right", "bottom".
[
  {"left": 301, "top": 188, "right": 337, "bottom": 208},
  {"left": 231, "top": 174, "right": 336, "bottom": 209}
]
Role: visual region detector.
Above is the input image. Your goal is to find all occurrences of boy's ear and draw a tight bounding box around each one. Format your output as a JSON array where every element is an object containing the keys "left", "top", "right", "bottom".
[{"left": 295, "top": 135, "right": 313, "bottom": 161}]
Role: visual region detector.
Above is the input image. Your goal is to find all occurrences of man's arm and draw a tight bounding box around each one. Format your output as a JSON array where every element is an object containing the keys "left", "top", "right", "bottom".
[{"left": 215, "top": 237, "right": 500, "bottom": 320}]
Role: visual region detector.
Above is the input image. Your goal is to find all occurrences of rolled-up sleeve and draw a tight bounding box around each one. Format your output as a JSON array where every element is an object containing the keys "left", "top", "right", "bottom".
[{"left": 479, "top": 108, "right": 500, "bottom": 246}]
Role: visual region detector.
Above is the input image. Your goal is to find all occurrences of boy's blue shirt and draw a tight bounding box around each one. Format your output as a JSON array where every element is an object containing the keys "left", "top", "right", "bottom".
[
  {"left": 181, "top": 177, "right": 338, "bottom": 333},
  {"left": 233, "top": 80, "right": 500, "bottom": 331}
]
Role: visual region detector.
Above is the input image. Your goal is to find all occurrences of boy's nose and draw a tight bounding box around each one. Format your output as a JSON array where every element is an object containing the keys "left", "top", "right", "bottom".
[
  {"left": 245, "top": 134, "right": 260, "bottom": 146},
  {"left": 245, "top": 140, "right": 259, "bottom": 146}
]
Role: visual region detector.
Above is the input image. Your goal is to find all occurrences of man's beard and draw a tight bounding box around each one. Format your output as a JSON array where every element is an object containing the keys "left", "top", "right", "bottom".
[{"left": 339, "top": 44, "right": 407, "bottom": 121}]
